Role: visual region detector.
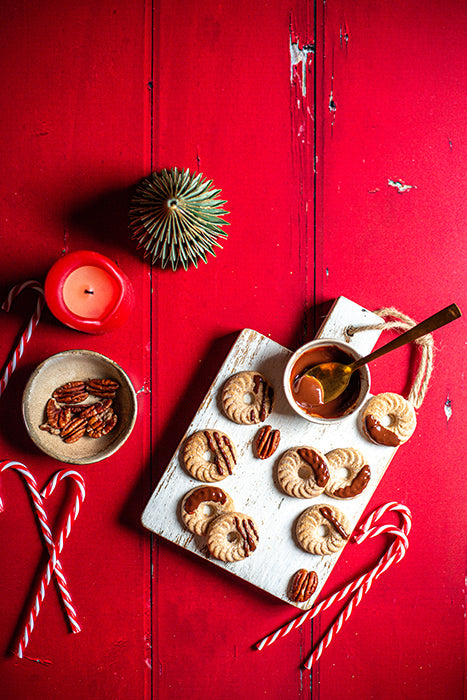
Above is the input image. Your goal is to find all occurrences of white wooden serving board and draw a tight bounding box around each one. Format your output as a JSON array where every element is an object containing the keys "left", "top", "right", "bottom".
[{"left": 142, "top": 296, "right": 397, "bottom": 610}]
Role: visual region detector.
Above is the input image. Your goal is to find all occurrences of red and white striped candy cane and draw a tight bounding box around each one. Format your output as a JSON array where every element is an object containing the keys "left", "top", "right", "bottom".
[
  {"left": 255, "top": 502, "right": 412, "bottom": 668},
  {"left": 0, "top": 280, "right": 45, "bottom": 397},
  {"left": 0, "top": 461, "right": 82, "bottom": 658},
  {"left": 351, "top": 501, "right": 412, "bottom": 540},
  {"left": 303, "top": 520, "right": 410, "bottom": 668},
  {"left": 14, "top": 469, "right": 86, "bottom": 657}
]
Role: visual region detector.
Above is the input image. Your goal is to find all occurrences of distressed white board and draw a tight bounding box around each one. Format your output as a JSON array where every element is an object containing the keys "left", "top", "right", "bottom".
[{"left": 142, "top": 296, "right": 397, "bottom": 610}]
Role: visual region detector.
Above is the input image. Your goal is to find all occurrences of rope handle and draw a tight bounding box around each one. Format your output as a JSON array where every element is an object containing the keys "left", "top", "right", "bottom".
[{"left": 346, "top": 307, "right": 434, "bottom": 408}]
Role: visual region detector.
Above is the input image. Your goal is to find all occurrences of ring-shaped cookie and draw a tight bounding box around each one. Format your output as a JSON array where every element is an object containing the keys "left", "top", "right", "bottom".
[
  {"left": 296, "top": 504, "right": 350, "bottom": 556},
  {"left": 181, "top": 486, "right": 235, "bottom": 536},
  {"left": 182, "top": 429, "right": 237, "bottom": 482},
  {"left": 325, "top": 447, "right": 371, "bottom": 499},
  {"left": 277, "top": 447, "right": 330, "bottom": 498},
  {"left": 361, "top": 392, "right": 416, "bottom": 446},
  {"left": 221, "top": 371, "right": 274, "bottom": 424},
  {"left": 207, "top": 511, "right": 259, "bottom": 562}
]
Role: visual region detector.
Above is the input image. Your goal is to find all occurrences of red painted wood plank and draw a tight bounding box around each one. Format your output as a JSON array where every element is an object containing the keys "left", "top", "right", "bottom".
[
  {"left": 151, "top": 2, "right": 317, "bottom": 698},
  {"left": 0, "top": 1, "right": 152, "bottom": 698},
  {"left": 314, "top": 0, "right": 466, "bottom": 698}
]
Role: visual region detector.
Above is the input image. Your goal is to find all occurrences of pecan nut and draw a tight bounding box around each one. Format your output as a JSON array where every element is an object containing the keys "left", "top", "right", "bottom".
[
  {"left": 60, "top": 417, "right": 88, "bottom": 443},
  {"left": 289, "top": 569, "right": 318, "bottom": 603},
  {"left": 53, "top": 381, "right": 89, "bottom": 404},
  {"left": 41, "top": 378, "right": 120, "bottom": 444},
  {"left": 85, "top": 378, "right": 120, "bottom": 398},
  {"left": 46, "top": 398, "right": 61, "bottom": 428},
  {"left": 87, "top": 410, "right": 118, "bottom": 438},
  {"left": 43, "top": 399, "right": 72, "bottom": 431},
  {"left": 254, "top": 425, "right": 280, "bottom": 459},
  {"left": 58, "top": 406, "right": 72, "bottom": 429},
  {"left": 79, "top": 398, "right": 113, "bottom": 420}
]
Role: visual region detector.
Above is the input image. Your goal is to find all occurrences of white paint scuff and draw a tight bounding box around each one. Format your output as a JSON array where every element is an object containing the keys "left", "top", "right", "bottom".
[
  {"left": 388, "top": 179, "right": 416, "bottom": 193},
  {"left": 444, "top": 396, "right": 452, "bottom": 421},
  {"left": 289, "top": 31, "right": 314, "bottom": 97}
]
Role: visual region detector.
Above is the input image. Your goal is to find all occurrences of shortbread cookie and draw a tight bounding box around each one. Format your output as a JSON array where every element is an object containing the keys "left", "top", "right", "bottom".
[
  {"left": 325, "top": 447, "right": 371, "bottom": 499},
  {"left": 221, "top": 371, "right": 274, "bottom": 424},
  {"left": 361, "top": 392, "right": 416, "bottom": 446},
  {"left": 207, "top": 512, "right": 259, "bottom": 562},
  {"left": 296, "top": 504, "right": 350, "bottom": 556},
  {"left": 181, "top": 486, "right": 234, "bottom": 536},
  {"left": 182, "top": 429, "right": 237, "bottom": 482},
  {"left": 277, "top": 447, "right": 330, "bottom": 498}
]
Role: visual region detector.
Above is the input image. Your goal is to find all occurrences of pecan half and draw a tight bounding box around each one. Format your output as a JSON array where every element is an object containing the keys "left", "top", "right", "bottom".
[
  {"left": 79, "top": 398, "right": 113, "bottom": 420},
  {"left": 254, "top": 425, "right": 280, "bottom": 459},
  {"left": 289, "top": 569, "right": 318, "bottom": 603},
  {"left": 44, "top": 399, "right": 72, "bottom": 431},
  {"left": 53, "top": 381, "right": 89, "bottom": 404},
  {"left": 46, "top": 398, "right": 61, "bottom": 429},
  {"left": 58, "top": 405, "right": 72, "bottom": 429},
  {"left": 60, "top": 417, "right": 87, "bottom": 443},
  {"left": 87, "top": 410, "right": 118, "bottom": 438},
  {"left": 85, "top": 378, "right": 120, "bottom": 398}
]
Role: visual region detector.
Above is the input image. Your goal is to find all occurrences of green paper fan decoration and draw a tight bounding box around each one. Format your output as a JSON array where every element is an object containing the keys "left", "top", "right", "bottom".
[{"left": 129, "top": 168, "right": 229, "bottom": 271}]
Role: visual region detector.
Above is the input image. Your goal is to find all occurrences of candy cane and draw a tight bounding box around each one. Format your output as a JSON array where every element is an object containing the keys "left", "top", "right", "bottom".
[
  {"left": 303, "top": 524, "right": 409, "bottom": 668},
  {"left": 0, "top": 281, "right": 45, "bottom": 397},
  {"left": 0, "top": 461, "right": 82, "bottom": 657},
  {"left": 351, "top": 501, "right": 412, "bottom": 539},
  {"left": 255, "top": 502, "right": 412, "bottom": 667},
  {"left": 14, "top": 469, "right": 86, "bottom": 657}
]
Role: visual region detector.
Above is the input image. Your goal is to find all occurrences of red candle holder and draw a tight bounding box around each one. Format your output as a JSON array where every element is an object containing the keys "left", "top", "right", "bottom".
[{"left": 44, "top": 251, "right": 134, "bottom": 334}]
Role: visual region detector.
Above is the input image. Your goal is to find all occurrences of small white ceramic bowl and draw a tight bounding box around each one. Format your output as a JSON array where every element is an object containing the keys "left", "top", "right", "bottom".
[
  {"left": 283, "top": 338, "right": 371, "bottom": 424},
  {"left": 23, "top": 349, "right": 137, "bottom": 464}
]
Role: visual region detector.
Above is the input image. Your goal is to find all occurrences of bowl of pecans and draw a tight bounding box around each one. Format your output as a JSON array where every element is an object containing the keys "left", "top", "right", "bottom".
[{"left": 22, "top": 350, "right": 137, "bottom": 464}]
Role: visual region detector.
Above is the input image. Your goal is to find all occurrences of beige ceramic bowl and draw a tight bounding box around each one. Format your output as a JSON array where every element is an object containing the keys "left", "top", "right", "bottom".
[
  {"left": 283, "top": 338, "right": 371, "bottom": 424},
  {"left": 23, "top": 350, "right": 137, "bottom": 464}
]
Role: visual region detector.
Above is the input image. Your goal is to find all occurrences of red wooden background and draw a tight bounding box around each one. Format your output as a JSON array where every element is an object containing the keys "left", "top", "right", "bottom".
[{"left": 0, "top": 1, "right": 465, "bottom": 698}]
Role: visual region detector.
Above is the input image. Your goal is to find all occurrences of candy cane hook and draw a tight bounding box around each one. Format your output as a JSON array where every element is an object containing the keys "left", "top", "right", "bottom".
[
  {"left": 255, "top": 502, "right": 412, "bottom": 668},
  {"left": 0, "top": 281, "right": 45, "bottom": 398}
]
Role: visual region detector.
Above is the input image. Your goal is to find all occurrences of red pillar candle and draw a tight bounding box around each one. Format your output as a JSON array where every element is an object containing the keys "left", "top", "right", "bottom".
[{"left": 44, "top": 251, "right": 134, "bottom": 334}]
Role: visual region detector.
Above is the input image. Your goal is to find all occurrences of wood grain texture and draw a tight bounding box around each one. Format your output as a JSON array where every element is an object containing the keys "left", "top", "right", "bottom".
[
  {"left": 313, "top": 1, "right": 466, "bottom": 698},
  {"left": 0, "top": 1, "right": 152, "bottom": 699}
]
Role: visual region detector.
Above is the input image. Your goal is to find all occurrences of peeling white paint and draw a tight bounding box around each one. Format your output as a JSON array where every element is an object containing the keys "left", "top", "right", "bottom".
[
  {"left": 137, "top": 379, "right": 151, "bottom": 395},
  {"left": 444, "top": 396, "right": 452, "bottom": 421},
  {"left": 289, "top": 31, "right": 314, "bottom": 97},
  {"left": 388, "top": 179, "right": 416, "bottom": 193},
  {"left": 340, "top": 23, "right": 349, "bottom": 48}
]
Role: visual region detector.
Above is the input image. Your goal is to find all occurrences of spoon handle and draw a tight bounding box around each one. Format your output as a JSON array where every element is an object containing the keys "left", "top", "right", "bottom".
[{"left": 351, "top": 303, "right": 461, "bottom": 371}]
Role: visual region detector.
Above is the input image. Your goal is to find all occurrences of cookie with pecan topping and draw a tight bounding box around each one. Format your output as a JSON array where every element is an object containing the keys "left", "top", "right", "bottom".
[
  {"left": 221, "top": 371, "right": 274, "bottom": 424},
  {"left": 182, "top": 429, "right": 237, "bottom": 482}
]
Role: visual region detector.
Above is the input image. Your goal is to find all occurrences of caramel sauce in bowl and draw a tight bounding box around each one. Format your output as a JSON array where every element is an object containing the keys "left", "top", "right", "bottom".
[{"left": 283, "top": 339, "right": 370, "bottom": 424}]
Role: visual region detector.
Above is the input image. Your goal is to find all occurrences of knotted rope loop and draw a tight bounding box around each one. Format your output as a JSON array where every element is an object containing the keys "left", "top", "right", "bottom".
[{"left": 345, "top": 307, "right": 433, "bottom": 408}]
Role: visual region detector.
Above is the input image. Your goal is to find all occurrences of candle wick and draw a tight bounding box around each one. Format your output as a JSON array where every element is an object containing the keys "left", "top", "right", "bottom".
[{"left": 84, "top": 289, "right": 94, "bottom": 295}]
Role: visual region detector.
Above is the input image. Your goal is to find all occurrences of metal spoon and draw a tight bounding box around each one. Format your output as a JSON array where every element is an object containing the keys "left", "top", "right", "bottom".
[{"left": 306, "top": 303, "right": 461, "bottom": 404}]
